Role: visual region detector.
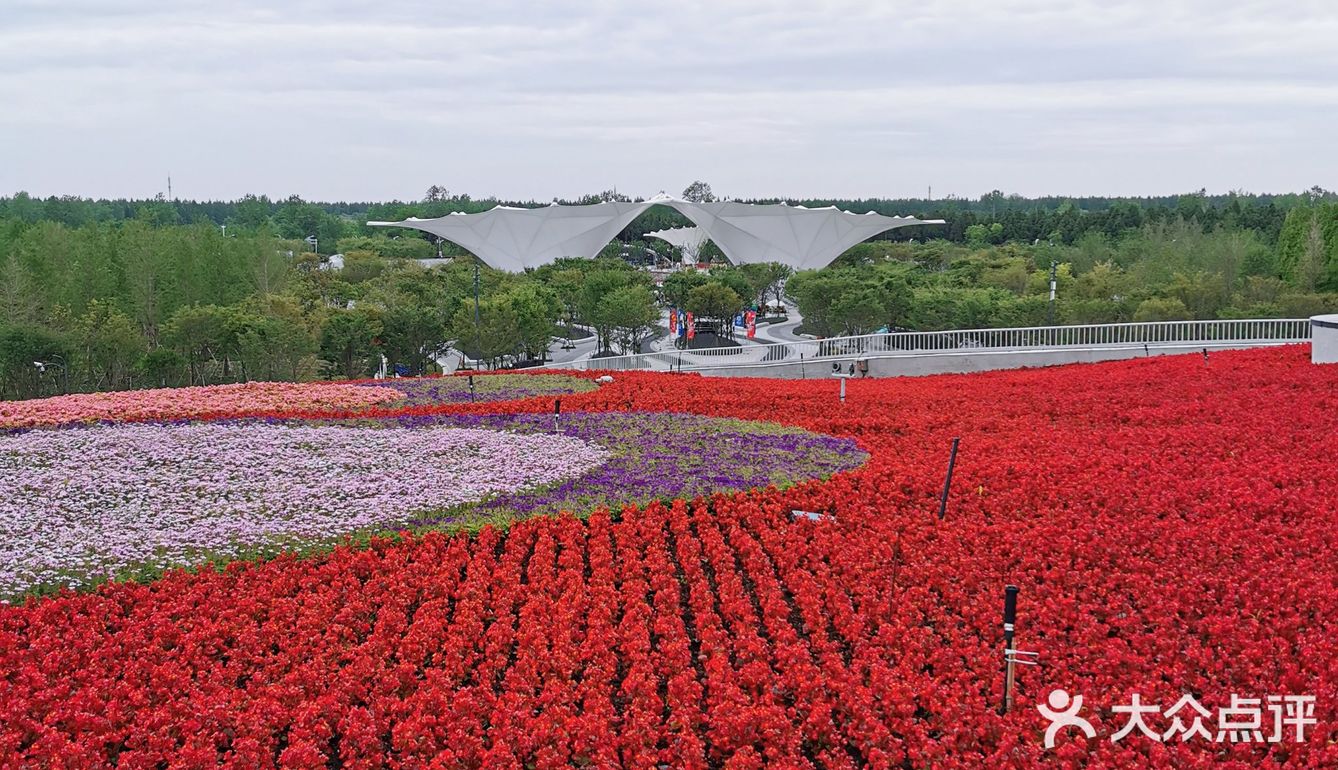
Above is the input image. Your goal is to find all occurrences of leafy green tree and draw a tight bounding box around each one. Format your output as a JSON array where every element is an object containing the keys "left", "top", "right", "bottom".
[
  {"left": 980, "top": 258, "right": 1031, "bottom": 295},
  {"left": 230, "top": 194, "right": 272, "bottom": 229},
  {"left": 1132, "top": 297, "right": 1190, "bottom": 322},
  {"left": 1168, "top": 271, "right": 1228, "bottom": 319},
  {"left": 600, "top": 285, "right": 659, "bottom": 354},
  {"left": 273, "top": 195, "right": 342, "bottom": 254},
  {"left": 685, "top": 282, "right": 744, "bottom": 338},
  {"left": 1276, "top": 292, "right": 1338, "bottom": 318},
  {"left": 502, "top": 284, "right": 561, "bottom": 361},
  {"left": 785, "top": 270, "right": 863, "bottom": 336},
  {"left": 908, "top": 287, "right": 1013, "bottom": 330},
  {"left": 874, "top": 271, "right": 915, "bottom": 329},
  {"left": 965, "top": 224, "right": 990, "bottom": 247},
  {"left": 1297, "top": 217, "right": 1327, "bottom": 292},
  {"left": 0, "top": 324, "right": 70, "bottom": 399},
  {"left": 135, "top": 348, "right": 186, "bottom": 388},
  {"left": 135, "top": 196, "right": 181, "bottom": 227},
  {"left": 576, "top": 268, "right": 647, "bottom": 350},
  {"left": 1073, "top": 262, "right": 1129, "bottom": 302},
  {"left": 118, "top": 221, "right": 174, "bottom": 344},
  {"left": 163, "top": 304, "right": 236, "bottom": 385},
  {"left": 320, "top": 308, "right": 383, "bottom": 379},
  {"left": 73, "top": 300, "right": 144, "bottom": 391},
  {"left": 0, "top": 253, "right": 43, "bottom": 326},
  {"left": 681, "top": 181, "right": 716, "bottom": 203},
  {"left": 231, "top": 304, "right": 318, "bottom": 382},
  {"left": 382, "top": 303, "right": 448, "bottom": 375},
  {"left": 829, "top": 287, "right": 886, "bottom": 335},
  {"left": 739, "top": 262, "right": 794, "bottom": 309},
  {"left": 710, "top": 268, "right": 756, "bottom": 309},
  {"left": 660, "top": 270, "right": 710, "bottom": 309},
  {"left": 339, "top": 252, "right": 390, "bottom": 284}
]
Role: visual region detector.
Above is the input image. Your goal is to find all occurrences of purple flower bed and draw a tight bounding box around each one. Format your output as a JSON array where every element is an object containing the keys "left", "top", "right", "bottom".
[
  {"left": 367, "top": 373, "right": 596, "bottom": 406},
  {"left": 375, "top": 412, "right": 867, "bottom": 525}
]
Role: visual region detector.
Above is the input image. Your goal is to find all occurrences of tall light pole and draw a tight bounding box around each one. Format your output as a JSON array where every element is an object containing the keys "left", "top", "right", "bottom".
[
  {"left": 473, "top": 260, "right": 482, "bottom": 370},
  {"left": 33, "top": 356, "right": 68, "bottom": 395},
  {"left": 1047, "top": 260, "right": 1058, "bottom": 326}
]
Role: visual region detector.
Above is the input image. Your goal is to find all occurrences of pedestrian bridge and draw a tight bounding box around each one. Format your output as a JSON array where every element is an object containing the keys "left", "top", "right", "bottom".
[{"left": 546, "top": 319, "right": 1313, "bottom": 379}]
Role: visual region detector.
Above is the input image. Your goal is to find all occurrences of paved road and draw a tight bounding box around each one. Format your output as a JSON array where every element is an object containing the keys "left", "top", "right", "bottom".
[
  {"left": 752, "top": 306, "right": 808, "bottom": 344},
  {"left": 541, "top": 304, "right": 810, "bottom": 367}
]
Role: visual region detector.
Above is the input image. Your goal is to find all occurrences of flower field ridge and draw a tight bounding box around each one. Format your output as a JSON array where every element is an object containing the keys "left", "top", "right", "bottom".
[
  {"left": 1, "top": 346, "right": 1336, "bottom": 768},
  {"left": 362, "top": 373, "right": 597, "bottom": 406},
  {"left": 0, "top": 381, "right": 405, "bottom": 429}
]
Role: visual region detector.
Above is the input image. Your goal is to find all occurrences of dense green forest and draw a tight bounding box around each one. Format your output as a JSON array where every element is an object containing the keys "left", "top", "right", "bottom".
[{"left": 2, "top": 186, "right": 1336, "bottom": 400}]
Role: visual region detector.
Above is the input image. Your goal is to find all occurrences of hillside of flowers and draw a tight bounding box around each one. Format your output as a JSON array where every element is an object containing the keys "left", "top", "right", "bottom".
[
  {"left": 2, "top": 348, "right": 1337, "bottom": 767},
  {"left": 0, "top": 373, "right": 597, "bottom": 430},
  {"left": 0, "top": 381, "right": 403, "bottom": 429},
  {"left": 0, "top": 412, "right": 862, "bottom": 597}
]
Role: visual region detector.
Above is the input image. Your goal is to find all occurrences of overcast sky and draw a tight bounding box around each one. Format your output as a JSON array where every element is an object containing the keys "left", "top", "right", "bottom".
[{"left": 2, "top": 0, "right": 1336, "bottom": 202}]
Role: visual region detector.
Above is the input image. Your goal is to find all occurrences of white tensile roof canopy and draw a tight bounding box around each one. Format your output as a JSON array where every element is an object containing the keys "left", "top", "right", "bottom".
[
  {"left": 368, "top": 194, "right": 943, "bottom": 273},
  {"left": 645, "top": 226, "right": 708, "bottom": 261}
]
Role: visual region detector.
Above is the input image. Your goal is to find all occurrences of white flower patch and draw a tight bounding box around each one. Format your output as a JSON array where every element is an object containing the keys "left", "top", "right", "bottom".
[{"left": 0, "top": 423, "right": 608, "bottom": 596}]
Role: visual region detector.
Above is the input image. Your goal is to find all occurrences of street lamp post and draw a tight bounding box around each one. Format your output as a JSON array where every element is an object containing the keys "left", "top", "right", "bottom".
[
  {"left": 1047, "top": 260, "right": 1058, "bottom": 326},
  {"left": 473, "top": 260, "right": 482, "bottom": 370},
  {"left": 33, "top": 356, "right": 68, "bottom": 395}
]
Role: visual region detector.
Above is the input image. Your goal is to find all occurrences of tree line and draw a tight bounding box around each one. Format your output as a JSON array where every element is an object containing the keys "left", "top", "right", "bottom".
[
  {"left": 787, "top": 209, "right": 1338, "bottom": 337},
  {"left": 2, "top": 186, "right": 1336, "bottom": 400},
  {"left": 6, "top": 185, "right": 1336, "bottom": 249},
  {"left": 0, "top": 215, "right": 790, "bottom": 399}
]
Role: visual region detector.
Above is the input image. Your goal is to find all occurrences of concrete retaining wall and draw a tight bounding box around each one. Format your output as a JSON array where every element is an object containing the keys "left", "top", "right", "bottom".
[
  {"left": 1313, "top": 315, "right": 1338, "bottom": 364},
  {"left": 679, "top": 341, "right": 1299, "bottom": 380}
]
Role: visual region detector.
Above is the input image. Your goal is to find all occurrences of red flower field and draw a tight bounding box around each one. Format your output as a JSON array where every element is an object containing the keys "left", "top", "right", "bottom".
[{"left": 1, "top": 346, "right": 1336, "bottom": 768}]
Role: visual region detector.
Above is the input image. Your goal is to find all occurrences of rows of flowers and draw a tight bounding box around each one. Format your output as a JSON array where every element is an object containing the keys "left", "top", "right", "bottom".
[
  {"left": 0, "top": 381, "right": 404, "bottom": 429},
  {"left": 1, "top": 346, "right": 1336, "bottom": 766}
]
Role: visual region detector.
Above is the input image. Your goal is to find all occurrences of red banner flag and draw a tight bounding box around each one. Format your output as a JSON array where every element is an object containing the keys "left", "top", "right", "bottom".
[
  {"left": 746, "top": 310, "right": 757, "bottom": 339},
  {"left": 686, "top": 312, "right": 695, "bottom": 340},
  {"left": 669, "top": 308, "right": 678, "bottom": 335}
]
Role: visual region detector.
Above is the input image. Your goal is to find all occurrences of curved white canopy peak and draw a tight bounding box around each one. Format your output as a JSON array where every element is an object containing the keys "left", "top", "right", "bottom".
[
  {"left": 645, "top": 226, "right": 708, "bottom": 259},
  {"left": 666, "top": 199, "right": 943, "bottom": 271},
  {"left": 369, "top": 196, "right": 942, "bottom": 272}
]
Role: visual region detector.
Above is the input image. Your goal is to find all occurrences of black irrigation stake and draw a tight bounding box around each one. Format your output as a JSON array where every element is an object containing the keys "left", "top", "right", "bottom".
[
  {"left": 554, "top": 397, "right": 561, "bottom": 430},
  {"left": 1000, "top": 585, "right": 1019, "bottom": 714},
  {"left": 1203, "top": 348, "right": 1209, "bottom": 366},
  {"left": 999, "top": 584, "right": 1039, "bottom": 714},
  {"left": 468, "top": 374, "right": 476, "bottom": 403},
  {"left": 937, "top": 437, "right": 960, "bottom": 520}
]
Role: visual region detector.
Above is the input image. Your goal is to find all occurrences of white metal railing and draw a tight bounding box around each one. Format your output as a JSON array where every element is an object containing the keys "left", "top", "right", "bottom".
[{"left": 551, "top": 319, "right": 1312, "bottom": 373}]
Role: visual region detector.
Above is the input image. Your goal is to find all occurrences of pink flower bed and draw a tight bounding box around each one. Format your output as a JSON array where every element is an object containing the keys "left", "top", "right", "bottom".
[{"left": 0, "top": 382, "right": 405, "bottom": 429}]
